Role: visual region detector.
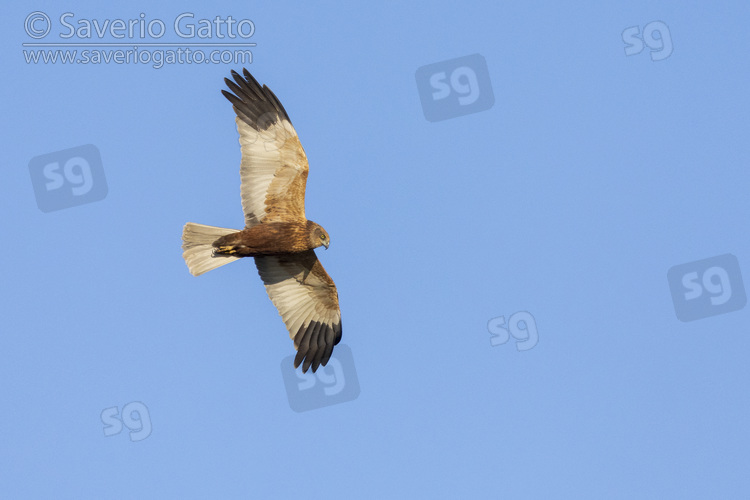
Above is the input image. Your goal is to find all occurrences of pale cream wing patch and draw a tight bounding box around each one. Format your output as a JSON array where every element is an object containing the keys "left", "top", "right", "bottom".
[
  {"left": 222, "top": 69, "right": 309, "bottom": 227},
  {"left": 254, "top": 250, "right": 342, "bottom": 373}
]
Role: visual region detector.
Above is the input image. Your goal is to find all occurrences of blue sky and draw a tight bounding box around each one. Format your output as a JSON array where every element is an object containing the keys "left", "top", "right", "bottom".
[{"left": 2, "top": 1, "right": 749, "bottom": 498}]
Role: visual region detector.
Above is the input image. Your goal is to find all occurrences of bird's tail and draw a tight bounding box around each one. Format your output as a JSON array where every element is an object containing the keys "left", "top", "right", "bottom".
[{"left": 182, "top": 223, "right": 241, "bottom": 276}]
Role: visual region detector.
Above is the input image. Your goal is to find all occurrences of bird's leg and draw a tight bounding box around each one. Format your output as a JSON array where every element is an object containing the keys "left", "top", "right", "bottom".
[
  {"left": 213, "top": 245, "right": 247, "bottom": 255},
  {"left": 212, "top": 232, "right": 248, "bottom": 256}
]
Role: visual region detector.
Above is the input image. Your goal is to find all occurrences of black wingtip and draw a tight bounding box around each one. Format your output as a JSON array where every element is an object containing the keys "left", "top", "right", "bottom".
[
  {"left": 242, "top": 68, "right": 260, "bottom": 87},
  {"left": 294, "top": 349, "right": 306, "bottom": 371},
  {"left": 291, "top": 320, "right": 342, "bottom": 374}
]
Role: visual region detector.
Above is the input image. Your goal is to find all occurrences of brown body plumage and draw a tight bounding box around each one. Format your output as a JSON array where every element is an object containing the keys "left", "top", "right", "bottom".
[{"left": 213, "top": 220, "right": 329, "bottom": 256}]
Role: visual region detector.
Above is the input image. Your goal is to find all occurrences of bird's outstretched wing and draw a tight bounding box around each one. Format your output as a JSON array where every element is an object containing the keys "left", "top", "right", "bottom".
[
  {"left": 254, "top": 250, "right": 342, "bottom": 373},
  {"left": 222, "top": 69, "right": 309, "bottom": 227}
]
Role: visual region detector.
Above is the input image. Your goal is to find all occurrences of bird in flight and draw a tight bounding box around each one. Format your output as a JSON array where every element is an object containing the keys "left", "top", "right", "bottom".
[{"left": 182, "top": 68, "right": 341, "bottom": 373}]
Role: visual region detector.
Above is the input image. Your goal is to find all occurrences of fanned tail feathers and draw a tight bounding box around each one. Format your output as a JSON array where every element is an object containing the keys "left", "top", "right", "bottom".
[{"left": 182, "top": 223, "right": 241, "bottom": 276}]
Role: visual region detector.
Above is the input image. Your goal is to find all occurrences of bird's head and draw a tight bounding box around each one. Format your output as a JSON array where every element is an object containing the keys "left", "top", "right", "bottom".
[{"left": 309, "top": 223, "right": 330, "bottom": 250}]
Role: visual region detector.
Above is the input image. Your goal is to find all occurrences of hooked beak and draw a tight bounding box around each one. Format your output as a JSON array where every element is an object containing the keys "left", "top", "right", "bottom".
[{"left": 323, "top": 241, "right": 329, "bottom": 249}]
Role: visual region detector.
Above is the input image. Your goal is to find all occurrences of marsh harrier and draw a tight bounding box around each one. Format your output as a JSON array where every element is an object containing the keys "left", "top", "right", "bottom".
[{"left": 181, "top": 69, "right": 341, "bottom": 373}]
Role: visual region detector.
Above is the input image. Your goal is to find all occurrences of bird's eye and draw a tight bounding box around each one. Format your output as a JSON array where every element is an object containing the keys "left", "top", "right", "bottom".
[{"left": 320, "top": 234, "right": 326, "bottom": 240}]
